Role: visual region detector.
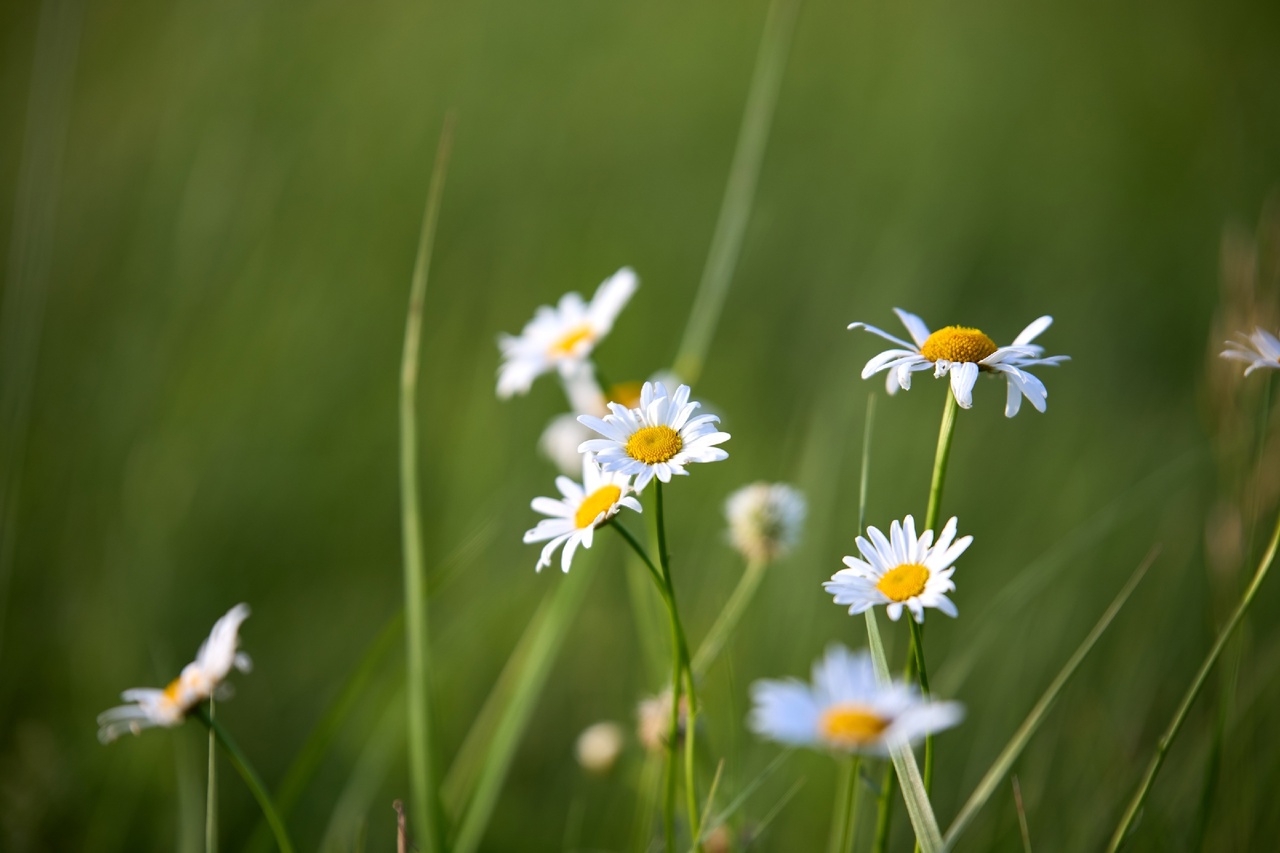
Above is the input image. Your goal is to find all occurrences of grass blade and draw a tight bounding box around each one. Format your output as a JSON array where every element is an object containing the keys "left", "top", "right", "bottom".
[
  {"left": 943, "top": 547, "right": 1158, "bottom": 849},
  {"left": 400, "top": 114, "right": 455, "bottom": 852}
]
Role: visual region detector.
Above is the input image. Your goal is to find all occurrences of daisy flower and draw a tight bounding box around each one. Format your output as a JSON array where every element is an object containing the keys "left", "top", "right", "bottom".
[
  {"left": 1221, "top": 327, "right": 1280, "bottom": 376},
  {"left": 523, "top": 454, "right": 642, "bottom": 572},
  {"left": 848, "top": 308, "right": 1069, "bottom": 416},
  {"left": 749, "top": 644, "right": 963, "bottom": 754},
  {"left": 724, "top": 482, "right": 806, "bottom": 563},
  {"left": 496, "top": 267, "right": 638, "bottom": 398},
  {"left": 97, "top": 603, "right": 252, "bottom": 744},
  {"left": 577, "top": 381, "right": 730, "bottom": 492},
  {"left": 824, "top": 516, "right": 971, "bottom": 623}
]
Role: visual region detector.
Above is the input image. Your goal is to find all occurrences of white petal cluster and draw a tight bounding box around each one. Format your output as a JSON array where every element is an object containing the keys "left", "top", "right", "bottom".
[
  {"left": 849, "top": 308, "right": 1068, "bottom": 416},
  {"left": 824, "top": 516, "right": 971, "bottom": 623},
  {"left": 1222, "top": 327, "right": 1280, "bottom": 376},
  {"left": 578, "top": 382, "right": 730, "bottom": 492},
  {"left": 496, "top": 268, "right": 638, "bottom": 398},
  {"left": 523, "top": 454, "right": 642, "bottom": 572},
  {"left": 749, "top": 645, "right": 963, "bottom": 754},
  {"left": 724, "top": 482, "right": 806, "bottom": 563},
  {"left": 98, "top": 604, "right": 252, "bottom": 744}
]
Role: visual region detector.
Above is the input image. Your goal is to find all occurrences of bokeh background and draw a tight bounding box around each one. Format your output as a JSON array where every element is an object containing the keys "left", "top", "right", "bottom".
[{"left": 3, "top": 0, "right": 1280, "bottom": 850}]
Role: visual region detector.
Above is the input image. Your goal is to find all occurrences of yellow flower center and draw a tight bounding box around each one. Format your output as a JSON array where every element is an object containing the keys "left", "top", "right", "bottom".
[
  {"left": 876, "top": 563, "right": 930, "bottom": 602},
  {"left": 548, "top": 325, "right": 594, "bottom": 357},
  {"left": 625, "top": 425, "right": 683, "bottom": 464},
  {"left": 607, "top": 381, "right": 644, "bottom": 410},
  {"left": 163, "top": 677, "right": 184, "bottom": 703},
  {"left": 920, "top": 326, "right": 998, "bottom": 363},
  {"left": 820, "top": 704, "right": 891, "bottom": 747},
  {"left": 574, "top": 484, "right": 622, "bottom": 529}
]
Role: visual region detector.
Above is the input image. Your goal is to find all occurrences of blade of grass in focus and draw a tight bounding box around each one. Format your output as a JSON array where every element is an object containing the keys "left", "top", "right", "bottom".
[
  {"left": 673, "top": 0, "right": 802, "bottom": 384},
  {"left": 944, "top": 547, "right": 1158, "bottom": 850},
  {"left": 400, "top": 114, "right": 455, "bottom": 853}
]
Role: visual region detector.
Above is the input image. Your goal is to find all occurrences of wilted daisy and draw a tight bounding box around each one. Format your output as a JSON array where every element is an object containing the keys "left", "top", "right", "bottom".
[
  {"left": 1221, "top": 327, "right": 1280, "bottom": 376},
  {"left": 849, "top": 308, "right": 1069, "bottom": 416},
  {"left": 750, "top": 644, "right": 963, "bottom": 753},
  {"left": 97, "top": 603, "right": 252, "bottom": 744},
  {"left": 824, "top": 516, "right": 971, "bottom": 623},
  {"left": 523, "top": 454, "right": 642, "bottom": 572},
  {"left": 496, "top": 267, "right": 638, "bottom": 398},
  {"left": 724, "top": 482, "right": 806, "bottom": 562},
  {"left": 578, "top": 381, "right": 730, "bottom": 492}
]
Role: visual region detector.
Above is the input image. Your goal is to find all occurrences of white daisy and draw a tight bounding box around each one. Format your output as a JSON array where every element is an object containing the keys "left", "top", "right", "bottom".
[
  {"left": 577, "top": 381, "right": 730, "bottom": 493},
  {"left": 724, "top": 482, "right": 807, "bottom": 563},
  {"left": 749, "top": 644, "right": 963, "bottom": 754},
  {"left": 1222, "top": 327, "right": 1280, "bottom": 376},
  {"left": 824, "top": 516, "right": 971, "bottom": 623},
  {"left": 496, "top": 267, "right": 638, "bottom": 398},
  {"left": 539, "top": 375, "right": 647, "bottom": 476},
  {"left": 97, "top": 603, "right": 252, "bottom": 744},
  {"left": 848, "top": 308, "right": 1069, "bottom": 416},
  {"left": 523, "top": 454, "right": 642, "bottom": 572}
]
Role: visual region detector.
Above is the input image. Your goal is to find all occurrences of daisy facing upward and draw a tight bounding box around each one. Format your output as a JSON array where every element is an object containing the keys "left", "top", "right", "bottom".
[{"left": 848, "top": 307, "right": 1068, "bottom": 417}]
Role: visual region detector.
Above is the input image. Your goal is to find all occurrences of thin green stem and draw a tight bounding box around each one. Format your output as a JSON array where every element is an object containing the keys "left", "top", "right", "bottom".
[
  {"left": 1108, "top": 510, "right": 1280, "bottom": 851},
  {"left": 400, "top": 115, "right": 454, "bottom": 853},
  {"left": 193, "top": 706, "right": 295, "bottom": 853},
  {"left": 611, "top": 521, "right": 666, "bottom": 592},
  {"left": 829, "top": 756, "right": 861, "bottom": 853},
  {"left": 206, "top": 698, "right": 217, "bottom": 853},
  {"left": 909, "top": 619, "right": 933, "bottom": 794},
  {"left": 924, "top": 390, "right": 960, "bottom": 532},
  {"left": 692, "top": 557, "right": 767, "bottom": 678}
]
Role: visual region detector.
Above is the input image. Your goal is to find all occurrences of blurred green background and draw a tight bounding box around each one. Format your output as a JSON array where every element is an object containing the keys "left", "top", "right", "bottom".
[{"left": 3, "top": 0, "right": 1280, "bottom": 849}]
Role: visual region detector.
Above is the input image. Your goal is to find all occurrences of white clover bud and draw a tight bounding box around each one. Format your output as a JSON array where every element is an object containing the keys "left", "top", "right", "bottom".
[
  {"left": 724, "top": 483, "right": 806, "bottom": 563},
  {"left": 575, "top": 721, "right": 625, "bottom": 774}
]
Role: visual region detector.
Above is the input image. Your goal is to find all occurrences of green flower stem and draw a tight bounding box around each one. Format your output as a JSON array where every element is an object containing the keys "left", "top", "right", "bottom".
[
  {"left": 1108, "top": 507, "right": 1280, "bottom": 851},
  {"left": 691, "top": 556, "right": 767, "bottom": 678},
  {"left": 206, "top": 698, "right": 217, "bottom": 853},
  {"left": 400, "top": 116, "right": 454, "bottom": 853},
  {"left": 192, "top": 705, "right": 295, "bottom": 853},
  {"left": 909, "top": 619, "right": 933, "bottom": 793},
  {"left": 829, "top": 755, "right": 862, "bottom": 853},
  {"left": 924, "top": 389, "right": 960, "bottom": 532}
]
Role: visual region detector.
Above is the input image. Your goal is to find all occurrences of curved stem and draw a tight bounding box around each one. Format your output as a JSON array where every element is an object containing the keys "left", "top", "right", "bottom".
[
  {"left": 1109, "top": 508, "right": 1280, "bottom": 851},
  {"left": 193, "top": 705, "right": 295, "bottom": 853},
  {"left": 692, "top": 557, "right": 767, "bottom": 678}
]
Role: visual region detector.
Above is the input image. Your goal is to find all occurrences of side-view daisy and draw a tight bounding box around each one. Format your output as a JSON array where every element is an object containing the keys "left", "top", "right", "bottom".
[
  {"left": 97, "top": 603, "right": 252, "bottom": 744},
  {"left": 496, "top": 267, "right": 638, "bottom": 398},
  {"left": 749, "top": 644, "right": 963, "bottom": 754},
  {"left": 1222, "top": 327, "right": 1280, "bottom": 376},
  {"left": 577, "top": 381, "right": 730, "bottom": 493},
  {"left": 824, "top": 516, "right": 971, "bottom": 623},
  {"left": 523, "top": 454, "right": 642, "bottom": 572},
  {"left": 848, "top": 308, "right": 1069, "bottom": 416}
]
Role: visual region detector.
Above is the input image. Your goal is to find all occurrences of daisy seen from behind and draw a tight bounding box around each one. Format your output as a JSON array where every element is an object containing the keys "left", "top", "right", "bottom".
[
  {"left": 824, "top": 516, "right": 971, "bottom": 624},
  {"left": 496, "top": 267, "right": 638, "bottom": 398},
  {"left": 1222, "top": 327, "right": 1280, "bottom": 376},
  {"left": 577, "top": 381, "right": 730, "bottom": 493},
  {"left": 750, "top": 644, "right": 963, "bottom": 754},
  {"left": 524, "top": 453, "right": 642, "bottom": 572},
  {"left": 97, "top": 603, "right": 252, "bottom": 744},
  {"left": 849, "top": 307, "right": 1069, "bottom": 416}
]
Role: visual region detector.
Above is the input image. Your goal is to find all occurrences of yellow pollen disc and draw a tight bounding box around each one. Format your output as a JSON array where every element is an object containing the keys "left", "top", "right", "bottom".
[
  {"left": 876, "top": 563, "right": 930, "bottom": 602},
  {"left": 625, "top": 425, "right": 683, "bottom": 464},
  {"left": 163, "top": 677, "right": 183, "bottom": 702},
  {"left": 821, "top": 704, "right": 890, "bottom": 747},
  {"left": 575, "top": 484, "right": 622, "bottom": 529},
  {"left": 548, "top": 325, "right": 594, "bottom": 357},
  {"left": 607, "top": 381, "right": 644, "bottom": 410},
  {"left": 920, "top": 326, "right": 998, "bottom": 363}
]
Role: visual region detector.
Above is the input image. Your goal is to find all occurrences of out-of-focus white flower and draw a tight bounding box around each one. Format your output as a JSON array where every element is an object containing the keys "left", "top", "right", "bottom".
[
  {"left": 523, "top": 455, "right": 642, "bottom": 572},
  {"left": 825, "top": 516, "right": 970, "bottom": 624},
  {"left": 575, "top": 721, "right": 625, "bottom": 774},
  {"left": 578, "top": 382, "right": 729, "bottom": 493},
  {"left": 1222, "top": 327, "right": 1280, "bottom": 376},
  {"left": 98, "top": 604, "right": 252, "bottom": 744},
  {"left": 496, "top": 268, "right": 638, "bottom": 398},
  {"left": 749, "top": 645, "right": 963, "bottom": 754},
  {"left": 848, "top": 308, "right": 1068, "bottom": 416},
  {"left": 724, "top": 482, "right": 806, "bottom": 562}
]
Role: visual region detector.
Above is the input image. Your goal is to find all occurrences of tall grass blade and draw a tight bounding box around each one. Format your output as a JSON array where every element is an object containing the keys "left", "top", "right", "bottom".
[
  {"left": 452, "top": 561, "right": 595, "bottom": 853},
  {"left": 944, "top": 548, "right": 1158, "bottom": 850},
  {"left": 673, "top": 0, "right": 802, "bottom": 384},
  {"left": 400, "top": 115, "right": 455, "bottom": 852}
]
